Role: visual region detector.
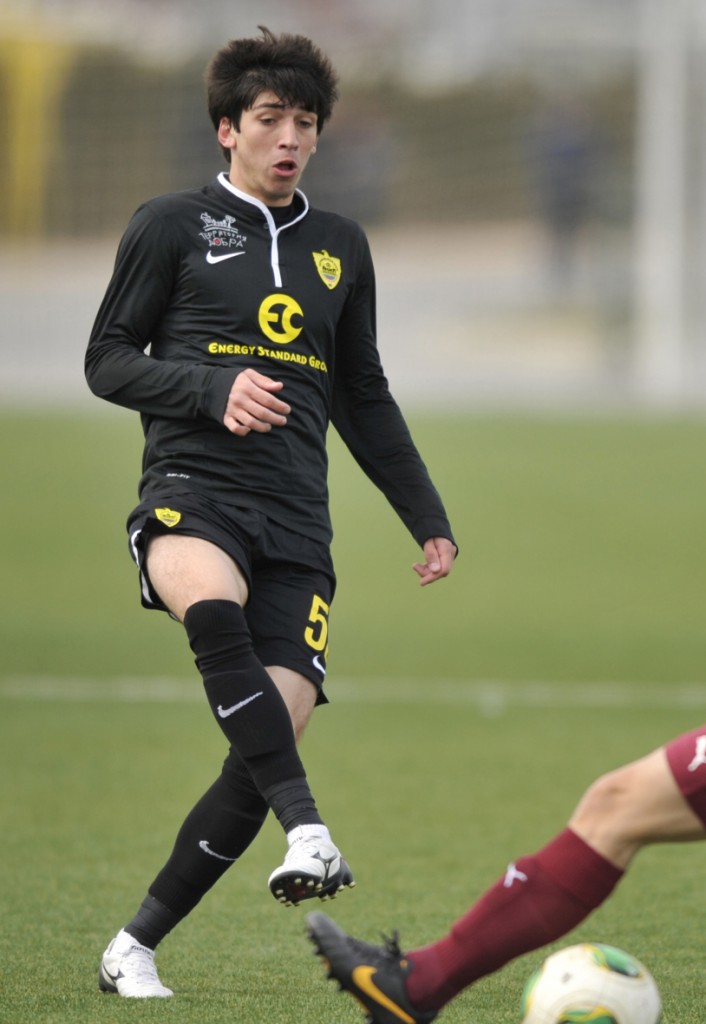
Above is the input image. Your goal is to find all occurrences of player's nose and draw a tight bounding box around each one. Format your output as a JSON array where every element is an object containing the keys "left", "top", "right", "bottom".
[{"left": 278, "top": 120, "right": 299, "bottom": 148}]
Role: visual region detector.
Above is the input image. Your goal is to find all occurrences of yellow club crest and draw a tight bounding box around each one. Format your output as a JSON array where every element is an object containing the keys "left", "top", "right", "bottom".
[
  {"left": 154, "top": 507, "right": 182, "bottom": 528},
  {"left": 312, "top": 250, "right": 341, "bottom": 290}
]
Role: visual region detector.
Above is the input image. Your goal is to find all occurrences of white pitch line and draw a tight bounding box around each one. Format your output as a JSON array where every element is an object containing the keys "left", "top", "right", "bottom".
[{"left": 1, "top": 676, "right": 705, "bottom": 714}]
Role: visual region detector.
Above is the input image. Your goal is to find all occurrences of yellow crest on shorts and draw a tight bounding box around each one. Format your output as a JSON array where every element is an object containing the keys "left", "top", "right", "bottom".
[
  {"left": 312, "top": 250, "right": 341, "bottom": 290},
  {"left": 155, "top": 507, "right": 182, "bottom": 528}
]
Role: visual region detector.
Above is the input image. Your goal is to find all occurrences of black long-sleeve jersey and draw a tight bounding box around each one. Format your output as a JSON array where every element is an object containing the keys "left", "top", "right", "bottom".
[{"left": 86, "top": 172, "right": 454, "bottom": 549}]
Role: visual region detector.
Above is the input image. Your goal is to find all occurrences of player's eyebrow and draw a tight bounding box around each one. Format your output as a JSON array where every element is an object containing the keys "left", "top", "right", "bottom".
[{"left": 252, "top": 100, "right": 316, "bottom": 115}]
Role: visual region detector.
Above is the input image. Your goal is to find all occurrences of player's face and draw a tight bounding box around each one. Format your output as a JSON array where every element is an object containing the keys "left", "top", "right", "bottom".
[{"left": 219, "top": 91, "right": 318, "bottom": 206}]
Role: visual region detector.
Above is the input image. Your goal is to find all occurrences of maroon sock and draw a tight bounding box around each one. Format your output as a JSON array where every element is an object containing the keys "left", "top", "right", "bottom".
[{"left": 405, "top": 829, "right": 623, "bottom": 1012}]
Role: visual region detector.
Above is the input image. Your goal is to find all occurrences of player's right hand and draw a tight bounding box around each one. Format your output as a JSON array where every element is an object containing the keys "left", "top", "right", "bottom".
[{"left": 223, "top": 368, "right": 291, "bottom": 436}]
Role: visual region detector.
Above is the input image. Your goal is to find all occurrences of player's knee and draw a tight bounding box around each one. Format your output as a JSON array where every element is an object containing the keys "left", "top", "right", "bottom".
[
  {"left": 183, "top": 598, "right": 252, "bottom": 670},
  {"left": 570, "top": 764, "right": 636, "bottom": 835}
]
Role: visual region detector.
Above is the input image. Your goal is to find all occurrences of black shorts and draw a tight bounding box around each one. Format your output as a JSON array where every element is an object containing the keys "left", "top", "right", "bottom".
[{"left": 127, "top": 494, "right": 336, "bottom": 702}]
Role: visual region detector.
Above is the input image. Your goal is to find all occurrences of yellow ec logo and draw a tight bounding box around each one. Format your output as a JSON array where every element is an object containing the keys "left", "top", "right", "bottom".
[{"left": 258, "top": 293, "right": 303, "bottom": 345}]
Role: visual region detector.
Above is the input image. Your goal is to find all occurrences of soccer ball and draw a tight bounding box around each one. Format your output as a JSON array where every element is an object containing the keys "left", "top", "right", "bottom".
[{"left": 519, "top": 943, "right": 661, "bottom": 1024}]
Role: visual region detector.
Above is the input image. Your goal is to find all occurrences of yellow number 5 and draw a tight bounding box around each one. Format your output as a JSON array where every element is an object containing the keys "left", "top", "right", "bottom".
[{"left": 304, "top": 594, "right": 329, "bottom": 652}]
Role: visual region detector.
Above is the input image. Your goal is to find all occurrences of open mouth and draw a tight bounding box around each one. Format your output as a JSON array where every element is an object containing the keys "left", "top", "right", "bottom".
[{"left": 274, "top": 160, "right": 298, "bottom": 174}]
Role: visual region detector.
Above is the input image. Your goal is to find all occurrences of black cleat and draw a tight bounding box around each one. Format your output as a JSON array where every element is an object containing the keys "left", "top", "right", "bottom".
[{"left": 307, "top": 911, "right": 437, "bottom": 1024}]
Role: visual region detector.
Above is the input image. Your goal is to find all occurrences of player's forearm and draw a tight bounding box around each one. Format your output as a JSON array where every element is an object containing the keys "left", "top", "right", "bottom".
[{"left": 85, "top": 340, "right": 233, "bottom": 422}]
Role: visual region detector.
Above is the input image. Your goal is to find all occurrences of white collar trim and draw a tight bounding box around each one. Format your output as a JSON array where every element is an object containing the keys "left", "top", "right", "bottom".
[{"left": 217, "top": 173, "right": 308, "bottom": 286}]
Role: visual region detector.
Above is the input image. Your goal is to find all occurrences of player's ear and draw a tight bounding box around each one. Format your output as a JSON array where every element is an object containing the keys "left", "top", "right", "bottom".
[{"left": 217, "top": 117, "right": 237, "bottom": 151}]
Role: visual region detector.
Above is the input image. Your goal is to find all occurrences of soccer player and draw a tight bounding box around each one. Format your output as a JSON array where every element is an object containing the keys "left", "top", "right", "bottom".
[
  {"left": 307, "top": 725, "right": 706, "bottom": 1023},
  {"left": 85, "top": 27, "right": 456, "bottom": 999}
]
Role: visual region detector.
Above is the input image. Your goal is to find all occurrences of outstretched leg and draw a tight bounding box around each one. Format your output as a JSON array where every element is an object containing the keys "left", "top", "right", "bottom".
[{"left": 308, "top": 727, "right": 706, "bottom": 1022}]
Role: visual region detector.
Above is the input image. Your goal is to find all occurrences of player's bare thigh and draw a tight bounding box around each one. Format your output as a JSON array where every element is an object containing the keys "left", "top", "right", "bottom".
[
  {"left": 145, "top": 533, "right": 249, "bottom": 622},
  {"left": 570, "top": 747, "right": 706, "bottom": 868},
  {"left": 146, "top": 534, "right": 318, "bottom": 739}
]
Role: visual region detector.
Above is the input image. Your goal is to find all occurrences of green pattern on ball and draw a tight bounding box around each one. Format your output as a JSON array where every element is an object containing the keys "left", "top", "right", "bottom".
[
  {"left": 558, "top": 1010, "right": 618, "bottom": 1024},
  {"left": 519, "top": 968, "right": 541, "bottom": 1017},
  {"left": 587, "top": 944, "right": 642, "bottom": 978}
]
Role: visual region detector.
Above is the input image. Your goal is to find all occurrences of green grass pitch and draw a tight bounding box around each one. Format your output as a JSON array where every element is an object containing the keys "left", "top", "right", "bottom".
[{"left": 1, "top": 410, "right": 705, "bottom": 1023}]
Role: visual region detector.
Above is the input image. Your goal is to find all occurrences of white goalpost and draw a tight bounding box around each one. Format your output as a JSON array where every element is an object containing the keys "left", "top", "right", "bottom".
[{"left": 633, "top": 0, "right": 693, "bottom": 402}]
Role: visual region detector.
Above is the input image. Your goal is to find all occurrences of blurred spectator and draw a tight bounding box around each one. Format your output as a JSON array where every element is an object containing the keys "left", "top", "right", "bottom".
[
  {"left": 526, "top": 98, "right": 599, "bottom": 295},
  {"left": 303, "top": 100, "right": 394, "bottom": 223}
]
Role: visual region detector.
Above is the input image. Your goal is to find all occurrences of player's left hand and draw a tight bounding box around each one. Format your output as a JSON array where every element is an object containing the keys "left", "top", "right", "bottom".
[{"left": 412, "top": 536, "right": 457, "bottom": 587}]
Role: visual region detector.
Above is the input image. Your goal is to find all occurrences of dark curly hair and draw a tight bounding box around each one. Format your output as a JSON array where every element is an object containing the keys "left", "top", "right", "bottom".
[{"left": 205, "top": 26, "right": 339, "bottom": 162}]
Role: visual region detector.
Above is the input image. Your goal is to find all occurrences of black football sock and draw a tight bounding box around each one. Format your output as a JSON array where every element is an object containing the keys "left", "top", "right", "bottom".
[
  {"left": 183, "top": 599, "right": 323, "bottom": 829},
  {"left": 123, "top": 895, "right": 181, "bottom": 950},
  {"left": 126, "top": 750, "right": 269, "bottom": 946},
  {"left": 264, "top": 778, "right": 325, "bottom": 835}
]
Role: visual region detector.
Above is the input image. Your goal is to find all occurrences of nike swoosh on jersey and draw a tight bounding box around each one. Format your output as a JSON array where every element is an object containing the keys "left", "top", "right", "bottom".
[
  {"left": 351, "top": 965, "right": 416, "bottom": 1024},
  {"left": 216, "top": 691, "right": 264, "bottom": 718},
  {"left": 206, "top": 249, "right": 245, "bottom": 264}
]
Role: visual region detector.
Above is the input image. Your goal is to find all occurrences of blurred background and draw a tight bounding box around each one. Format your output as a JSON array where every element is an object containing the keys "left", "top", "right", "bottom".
[
  {"left": 2, "top": 0, "right": 705, "bottom": 410},
  {"left": 1, "top": 15, "right": 705, "bottom": 1016}
]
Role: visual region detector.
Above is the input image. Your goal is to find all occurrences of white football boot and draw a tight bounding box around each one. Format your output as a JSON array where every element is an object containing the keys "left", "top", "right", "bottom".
[
  {"left": 268, "top": 825, "right": 355, "bottom": 907},
  {"left": 99, "top": 928, "right": 173, "bottom": 998}
]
